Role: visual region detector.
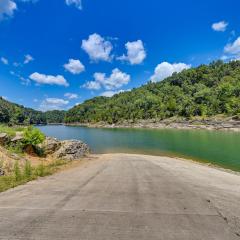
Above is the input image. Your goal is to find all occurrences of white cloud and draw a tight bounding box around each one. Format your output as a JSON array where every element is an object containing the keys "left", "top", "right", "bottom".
[
  {"left": 20, "top": 76, "right": 31, "bottom": 86},
  {"left": 64, "top": 93, "right": 78, "bottom": 99},
  {"left": 0, "top": 0, "right": 37, "bottom": 21},
  {"left": 83, "top": 68, "right": 130, "bottom": 90},
  {"left": 63, "top": 59, "right": 85, "bottom": 74},
  {"left": 150, "top": 62, "right": 191, "bottom": 82},
  {"left": 20, "top": 0, "right": 39, "bottom": 2},
  {"left": 24, "top": 54, "right": 34, "bottom": 64},
  {"left": 65, "top": 0, "right": 82, "bottom": 10},
  {"left": 1, "top": 96, "right": 8, "bottom": 100},
  {"left": 1, "top": 57, "right": 8, "bottom": 65},
  {"left": 81, "top": 33, "right": 113, "bottom": 62},
  {"left": 0, "top": 0, "right": 17, "bottom": 21},
  {"left": 40, "top": 98, "right": 69, "bottom": 111},
  {"left": 29, "top": 72, "right": 69, "bottom": 87},
  {"left": 212, "top": 21, "right": 228, "bottom": 32},
  {"left": 101, "top": 89, "right": 130, "bottom": 98},
  {"left": 101, "top": 91, "right": 120, "bottom": 98},
  {"left": 83, "top": 81, "right": 101, "bottom": 90},
  {"left": 9, "top": 70, "right": 31, "bottom": 85},
  {"left": 95, "top": 69, "right": 130, "bottom": 90},
  {"left": 118, "top": 40, "right": 146, "bottom": 65},
  {"left": 224, "top": 37, "right": 240, "bottom": 56}
]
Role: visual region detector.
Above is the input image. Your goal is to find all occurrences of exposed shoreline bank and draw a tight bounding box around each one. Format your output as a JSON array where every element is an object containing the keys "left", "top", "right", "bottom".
[{"left": 65, "top": 119, "right": 240, "bottom": 132}]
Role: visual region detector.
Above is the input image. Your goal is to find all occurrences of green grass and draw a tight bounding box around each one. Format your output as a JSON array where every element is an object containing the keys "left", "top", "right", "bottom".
[
  {"left": 0, "top": 125, "right": 67, "bottom": 192},
  {"left": 0, "top": 159, "right": 70, "bottom": 193},
  {"left": 0, "top": 124, "right": 25, "bottom": 137}
]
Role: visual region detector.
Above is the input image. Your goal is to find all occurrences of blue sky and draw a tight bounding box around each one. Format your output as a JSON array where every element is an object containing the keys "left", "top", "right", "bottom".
[{"left": 0, "top": 0, "right": 240, "bottom": 111}]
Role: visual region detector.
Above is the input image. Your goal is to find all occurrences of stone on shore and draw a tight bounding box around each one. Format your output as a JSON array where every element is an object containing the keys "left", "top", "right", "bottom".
[
  {"left": 11, "top": 132, "right": 24, "bottom": 143},
  {"left": 0, "top": 133, "right": 9, "bottom": 145},
  {"left": 41, "top": 137, "right": 90, "bottom": 160},
  {"left": 41, "top": 137, "right": 61, "bottom": 155},
  {"left": 53, "top": 140, "right": 90, "bottom": 161}
]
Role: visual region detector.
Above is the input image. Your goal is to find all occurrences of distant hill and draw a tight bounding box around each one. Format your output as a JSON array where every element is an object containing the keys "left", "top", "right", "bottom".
[
  {"left": 65, "top": 60, "right": 240, "bottom": 124},
  {"left": 1, "top": 60, "right": 240, "bottom": 126},
  {"left": 0, "top": 97, "right": 65, "bottom": 125},
  {"left": 0, "top": 97, "right": 46, "bottom": 125},
  {"left": 44, "top": 110, "right": 66, "bottom": 124}
]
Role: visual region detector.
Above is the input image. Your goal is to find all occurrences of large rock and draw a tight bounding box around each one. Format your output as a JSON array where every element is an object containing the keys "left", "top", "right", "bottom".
[
  {"left": 0, "top": 133, "right": 9, "bottom": 145},
  {"left": 11, "top": 132, "right": 24, "bottom": 143},
  {"left": 53, "top": 140, "right": 90, "bottom": 161},
  {"left": 41, "top": 137, "right": 61, "bottom": 155}
]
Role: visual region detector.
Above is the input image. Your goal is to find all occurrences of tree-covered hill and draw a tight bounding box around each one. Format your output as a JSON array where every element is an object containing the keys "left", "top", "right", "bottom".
[
  {"left": 1, "top": 60, "right": 240, "bottom": 126},
  {"left": 0, "top": 97, "right": 46, "bottom": 125},
  {"left": 44, "top": 110, "right": 66, "bottom": 124},
  {"left": 65, "top": 60, "right": 240, "bottom": 124},
  {"left": 0, "top": 97, "right": 65, "bottom": 125}
]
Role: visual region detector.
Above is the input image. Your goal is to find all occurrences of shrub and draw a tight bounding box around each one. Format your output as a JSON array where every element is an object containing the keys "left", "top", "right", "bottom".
[
  {"left": 14, "top": 161, "right": 21, "bottom": 181},
  {"left": 24, "top": 161, "right": 32, "bottom": 179},
  {"left": 35, "top": 163, "right": 45, "bottom": 177},
  {"left": 23, "top": 127, "right": 45, "bottom": 146}
]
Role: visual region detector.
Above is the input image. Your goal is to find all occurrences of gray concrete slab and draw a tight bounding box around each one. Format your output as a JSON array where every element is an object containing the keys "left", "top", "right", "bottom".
[{"left": 0, "top": 154, "right": 239, "bottom": 240}]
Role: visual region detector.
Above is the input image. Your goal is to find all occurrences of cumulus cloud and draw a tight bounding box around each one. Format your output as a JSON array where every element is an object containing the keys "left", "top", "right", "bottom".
[
  {"left": 150, "top": 62, "right": 191, "bottom": 82},
  {"left": 1, "top": 57, "right": 8, "bottom": 65},
  {"left": 40, "top": 98, "right": 69, "bottom": 111},
  {"left": 212, "top": 21, "right": 228, "bottom": 32},
  {"left": 65, "top": 0, "right": 82, "bottom": 10},
  {"left": 83, "top": 81, "right": 101, "bottom": 90},
  {"left": 0, "top": 0, "right": 37, "bottom": 21},
  {"left": 0, "top": 0, "right": 17, "bottom": 21},
  {"left": 83, "top": 68, "right": 130, "bottom": 90},
  {"left": 24, "top": 54, "right": 34, "bottom": 64},
  {"left": 101, "top": 89, "right": 130, "bottom": 98},
  {"left": 63, "top": 59, "right": 85, "bottom": 74},
  {"left": 29, "top": 72, "right": 69, "bottom": 87},
  {"left": 81, "top": 33, "right": 113, "bottom": 62},
  {"left": 118, "top": 40, "right": 146, "bottom": 65},
  {"left": 64, "top": 93, "right": 78, "bottom": 99},
  {"left": 224, "top": 37, "right": 240, "bottom": 56}
]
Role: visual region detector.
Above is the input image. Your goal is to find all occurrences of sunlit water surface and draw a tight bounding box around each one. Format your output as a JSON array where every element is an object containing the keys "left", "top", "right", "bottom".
[{"left": 37, "top": 125, "right": 240, "bottom": 171}]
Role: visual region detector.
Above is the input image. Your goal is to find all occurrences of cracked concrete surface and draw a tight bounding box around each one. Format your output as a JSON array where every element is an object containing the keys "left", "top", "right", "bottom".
[{"left": 0, "top": 154, "right": 239, "bottom": 240}]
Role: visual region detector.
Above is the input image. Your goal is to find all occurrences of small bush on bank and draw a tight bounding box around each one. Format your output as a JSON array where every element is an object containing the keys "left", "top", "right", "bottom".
[
  {"left": 8, "top": 142, "right": 24, "bottom": 154},
  {"left": 24, "top": 161, "right": 32, "bottom": 179},
  {"left": 23, "top": 126, "right": 45, "bottom": 146},
  {"left": 0, "top": 125, "right": 46, "bottom": 156},
  {"left": 14, "top": 161, "right": 21, "bottom": 181}
]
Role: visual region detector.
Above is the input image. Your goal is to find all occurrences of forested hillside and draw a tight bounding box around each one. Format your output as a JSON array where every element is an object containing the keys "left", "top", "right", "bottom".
[
  {"left": 0, "top": 97, "right": 65, "bottom": 125},
  {"left": 0, "top": 97, "right": 46, "bottom": 125},
  {"left": 1, "top": 60, "right": 240, "bottom": 125},
  {"left": 45, "top": 110, "right": 66, "bottom": 124},
  {"left": 65, "top": 60, "right": 240, "bottom": 124}
]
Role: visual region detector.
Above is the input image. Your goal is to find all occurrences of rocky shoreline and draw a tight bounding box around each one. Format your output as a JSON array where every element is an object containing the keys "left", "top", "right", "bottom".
[
  {"left": 66, "top": 119, "right": 240, "bottom": 132},
  {"left": 40, "top": 137, "right": 90, "bottom": 161},
  {"left": 0, "top": 131, "right": 90, "bottom": 177}
]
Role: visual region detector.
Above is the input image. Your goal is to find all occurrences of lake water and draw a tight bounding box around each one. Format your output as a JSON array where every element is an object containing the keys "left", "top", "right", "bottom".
[{"left": 37, "top": 125, "right": 240, "bottom": 171}]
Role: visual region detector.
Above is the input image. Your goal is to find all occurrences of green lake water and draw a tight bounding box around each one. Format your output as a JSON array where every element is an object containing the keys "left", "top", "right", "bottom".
[{"left": 37, "top": 125, "right": 240, "bottom": 171}]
